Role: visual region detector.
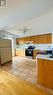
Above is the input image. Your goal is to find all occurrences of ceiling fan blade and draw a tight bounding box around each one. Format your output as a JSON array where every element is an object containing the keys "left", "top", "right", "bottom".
[
  {"left": 5, "top": 25, "right": 16, "bottom": 30},
  {"left": 18, "top": 28, "right": 30, "bottom": 31},
  {"left": 18, "top": 29, "right": 23, "bottom": 31},
  {"left": 0, "top": 25, "right": 9, "bottom": 30},
  {"left": 0, "top": 25, "right": 15, "bottom": 30}
]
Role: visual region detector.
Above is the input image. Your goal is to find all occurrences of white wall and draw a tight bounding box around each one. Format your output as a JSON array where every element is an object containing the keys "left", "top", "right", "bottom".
[{"left": 24, "top": 10, "right": 53, "bottom": 36}]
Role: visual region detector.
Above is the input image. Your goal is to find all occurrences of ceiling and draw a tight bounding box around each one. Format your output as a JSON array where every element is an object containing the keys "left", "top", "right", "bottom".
[{"left": 0, "top": 0, "right": 53, "bottom": 37}]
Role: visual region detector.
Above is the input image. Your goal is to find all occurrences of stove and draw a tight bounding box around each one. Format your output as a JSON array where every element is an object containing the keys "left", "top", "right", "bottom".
[{"left": 25, "top": 46, "right": 35, "bottom": 57}]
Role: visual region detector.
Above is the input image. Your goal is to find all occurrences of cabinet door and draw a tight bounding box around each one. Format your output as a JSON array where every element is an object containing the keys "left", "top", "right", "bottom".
[
  {"left": 33, "top": 36, "right": 37, "bottom": 44},
  {"left": 37, "top": 59, "right": 47, "bottom": 86},
  {"left": 29, "top": 36, "right": 34, "bottom": 43},
  {"left": 16, "top": 49, "right": 25, "bottom": 56},
  {"left": 33, "top": 50, "right": 40, "bottom": 59},
  {"left": 37, "top": 59, "right": 53, "bottom": 90},
  {"left": 38, "top": 34, "right": 52, "bottom": 44},
  {"left": 46, "top": 33, "right": 52, "bottom": 43},
  {"left": 36, "top": 35, "right": 47, "bottom": 44},
  {"left": 46, "top": 60, "right": 53, "bottom": 89},
  {"left": 16, "top": 49, "right": 21, "bottom": 56}
]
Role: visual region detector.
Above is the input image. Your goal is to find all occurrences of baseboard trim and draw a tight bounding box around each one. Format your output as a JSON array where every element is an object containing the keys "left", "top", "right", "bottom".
[
  {"left": 1, "top": 60, "right": 12, "bottom": 66},
  {"left": 37, "top": 84, "right": 53, "bottom": 95}
]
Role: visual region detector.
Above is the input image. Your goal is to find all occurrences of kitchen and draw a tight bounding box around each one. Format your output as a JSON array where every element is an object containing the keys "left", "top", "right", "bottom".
[
  {"left": 15, "top": 33, "right": 52, "bottom": 58},
  {"left": 13, "top": 32, "right": 53, "bottom": 92}
]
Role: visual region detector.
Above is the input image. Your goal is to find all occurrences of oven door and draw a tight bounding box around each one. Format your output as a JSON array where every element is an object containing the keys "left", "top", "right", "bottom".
[{"left": 25, "top": 49, "right": 33, "bottom": 56}]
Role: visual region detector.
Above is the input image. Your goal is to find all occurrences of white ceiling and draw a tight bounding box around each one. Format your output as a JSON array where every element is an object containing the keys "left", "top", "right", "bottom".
[{"left": 0, "top": 0, "right": 53, "bottom": 36}]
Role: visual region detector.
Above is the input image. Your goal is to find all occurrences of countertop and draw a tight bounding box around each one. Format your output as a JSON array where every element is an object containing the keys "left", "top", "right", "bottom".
[
  {"left": 36, "top": 54, "right": 53, "bottom": 60},
  {"left": 15, "top": 47, "right": 52, "bottom": 51},
  {"left": 15, "top": 48, "right": 52, "bottom": 51}
]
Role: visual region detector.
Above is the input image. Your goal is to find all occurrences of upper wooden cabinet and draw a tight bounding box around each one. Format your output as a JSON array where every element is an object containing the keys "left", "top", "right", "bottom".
[
  {"left": 33, "top": 33, "right": 52, "bottom": 44},
  {"left": 16, "top": 33, "right": 52, "bottom": 44}
]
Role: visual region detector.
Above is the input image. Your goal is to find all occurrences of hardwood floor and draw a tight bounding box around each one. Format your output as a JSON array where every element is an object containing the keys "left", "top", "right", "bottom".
[
  {"left": 1, "top": 56, "right": 53, "bottom": 95},
  {"left": 1, "top": 56, "right": 36, "bottom": 83},
  {"left": 0, "top": 69, "right": 52, "bottom": 95}
]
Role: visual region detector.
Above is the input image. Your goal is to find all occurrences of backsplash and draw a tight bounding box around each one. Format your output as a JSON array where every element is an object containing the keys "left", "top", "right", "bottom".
[
  {"left": 34, "top": 44, "right": 52, "bottom": 50},
  {"left": 16, "top": 43, "right": 53, "bottom": 50}
]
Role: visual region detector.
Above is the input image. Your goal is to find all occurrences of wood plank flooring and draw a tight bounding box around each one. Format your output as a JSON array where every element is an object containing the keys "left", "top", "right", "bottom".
[
  {"left": 0, "top": 69, "right": 52, "bottom": 95},
  {"left": 1, "top": 56, "right": 36, "bottom": 83}
]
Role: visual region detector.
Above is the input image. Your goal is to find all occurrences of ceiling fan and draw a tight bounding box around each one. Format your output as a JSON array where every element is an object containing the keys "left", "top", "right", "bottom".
[
  {"left": 17, "top": 28, "right": 30, "bottom": 35},
  {"left": 0, "top": 25, "right": 31, "bottom": 36}
]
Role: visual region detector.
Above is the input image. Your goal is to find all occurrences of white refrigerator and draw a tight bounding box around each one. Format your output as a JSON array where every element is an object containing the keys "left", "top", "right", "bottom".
[{"left": 0, "top": 38, "right": 12, "bottom": 64}]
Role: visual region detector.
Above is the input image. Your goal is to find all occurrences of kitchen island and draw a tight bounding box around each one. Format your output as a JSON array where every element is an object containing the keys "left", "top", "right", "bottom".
[{"left": 36, "top": 54, "right": 53, "bottom": 90}]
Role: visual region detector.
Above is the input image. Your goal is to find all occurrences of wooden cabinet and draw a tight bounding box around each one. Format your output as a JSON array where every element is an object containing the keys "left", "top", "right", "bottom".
[
  {"left": 34, "top": 33, "right": 52, "bottom": 44},
  {"left": 33, "top": 50, "right": 47, "bottom": 59},
  {"left": 38, "top": 33, "right": 52, "bottom": 44},
  {"left": 16, "top": 49, "right": 25, "bottom": 56},
  {"left": 33, "top": 50, "right": 40, "bottom": 59},
  {"left": 37, "top": 58, "right": 53, "bottom": 90},
  {"left": 16, "top": 33, "right": 52, "bottom": 44}
]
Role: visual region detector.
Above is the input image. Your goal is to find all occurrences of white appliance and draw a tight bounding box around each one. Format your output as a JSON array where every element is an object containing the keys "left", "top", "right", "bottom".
[{"left": 0, "top": 38, "right": 12, "bottom": 64}]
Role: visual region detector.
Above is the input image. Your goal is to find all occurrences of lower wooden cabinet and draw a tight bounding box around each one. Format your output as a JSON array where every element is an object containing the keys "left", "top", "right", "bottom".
[
  {"left": 16, "top": 49, "right": 25, "bottom": 56},
  {"left": 37, "top": 58, "right": 53, "bottom": 90},
  {"left": 33, "top": 50, "right": 40, "bottom": 59}
]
